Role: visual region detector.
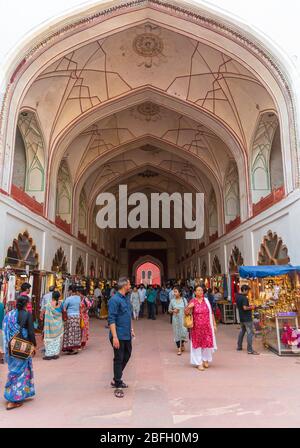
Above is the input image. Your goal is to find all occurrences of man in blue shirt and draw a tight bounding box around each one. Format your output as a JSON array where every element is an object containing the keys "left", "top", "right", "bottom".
[
  {"left": 160, "top": 285, "right": 169, "bottom": 314},
  {"left": 108, "top": 277, "right": 135, "bottom": 397}
]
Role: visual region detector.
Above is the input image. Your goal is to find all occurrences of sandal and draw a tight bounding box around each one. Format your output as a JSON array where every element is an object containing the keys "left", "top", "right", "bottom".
[
  {"left": 111, "top": 381, "right": 128, "bottom": 389},
  {"left": 197, "top": 365, "right": 205, "bottom": 371},
  {"left": 203, "top": 361, "right": 209, "bottom": 368},
  {"left": 6, "top": 402, "right": 23, "bottom": 410},
  {"left": 177, "top": 349, "right": 182, "bottom": 356},
  {"left": 114, "top": 388, "right": 124, "bottom": 398}
]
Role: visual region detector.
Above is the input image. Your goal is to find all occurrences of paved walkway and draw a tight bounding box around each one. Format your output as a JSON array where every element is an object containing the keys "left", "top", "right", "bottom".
[{"left": 0, "top": 315, "right": 299, "bottom": 428}]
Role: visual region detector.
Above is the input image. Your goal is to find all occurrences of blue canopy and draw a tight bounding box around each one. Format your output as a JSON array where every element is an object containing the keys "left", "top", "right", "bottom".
[{"left": 239, "top": 265, "right": 300, "bottom": 278}]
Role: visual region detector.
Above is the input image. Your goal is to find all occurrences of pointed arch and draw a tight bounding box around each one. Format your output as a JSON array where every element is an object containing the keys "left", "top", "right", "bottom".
[
  {"left": 258, "top": 230, "right": 290, "bottom": 265},
  {"left": 229, "top": 246, "right": 244, "bottom": 274},
  {"left": 212, "top": 256, "right": 222, "bottom": 276},
  {"left": 75, "top": 255, "right": 85, "bottom": 276},
  {"left": 208, "top": 188, "right": 218, "bottom": 237},
  {"left": 224, "top": 161, "right": 240, "bottom": 225},
  {"left": 52, "top": 247, "right": 68, "bottom": 273},
  {"left": 251, "top": 112, "right": 284, "bottom": 204},
  {"left": 78, "top": 187, "right": 88, "bottom": 237},
  {"left": 6, "top": 230, "right": 39, "bottom": 269},
  {"left": 56, "top": 159, "right": 72, "bottom": 224},
  {"left": 13, "top": 110, "right": 46, "bottom": 203}
]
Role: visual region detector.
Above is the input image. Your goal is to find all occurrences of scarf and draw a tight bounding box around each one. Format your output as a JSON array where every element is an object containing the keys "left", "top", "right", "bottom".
[{"left": 44, "top": 303, "right": 63, "bottom": 339}]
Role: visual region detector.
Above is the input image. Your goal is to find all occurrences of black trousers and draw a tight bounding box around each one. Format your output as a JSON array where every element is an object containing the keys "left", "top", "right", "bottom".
[
  {"left": 110, "top": 339, "right": 132, "bottom": 387},
  {"left": 176, "top": 340, "right": 185, "bottom": 348},
  {"left": 139, "top": 301, "right": 145, "bottom": 317},
  {"left": 161, "top": 302, "right": 168, "bottom": 313},
  {"left": 147, "top": 302, "right": 156, "bottom": 319}
]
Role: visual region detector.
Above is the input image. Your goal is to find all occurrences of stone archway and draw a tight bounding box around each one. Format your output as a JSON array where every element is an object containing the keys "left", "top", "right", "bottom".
[{"left": 132, "top": 255, "right": 165, "bottom": 285}]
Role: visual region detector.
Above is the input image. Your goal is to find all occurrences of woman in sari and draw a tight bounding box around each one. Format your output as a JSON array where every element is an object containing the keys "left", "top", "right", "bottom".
[
  {"left": 62, "top": 286, "right": 81, "bottom": 355},
  {"left": 79, "top": 289, "right": 92, "bottom": 348},
  {"left": 168, "top": 286, "right": 188, "bottom": 355},
  {"left": 3, "top": 296, "right": 36, "bottom": 410},
  {"left": 43, "top": 291, "right": 64, "bottom": 360},
  {"left": 185, "top": 285, "right": 217, "bottom": 371}
]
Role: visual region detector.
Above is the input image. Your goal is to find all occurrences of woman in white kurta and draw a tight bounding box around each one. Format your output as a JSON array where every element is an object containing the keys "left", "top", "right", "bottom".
[
  {"left": 185, "top": 285, "right": 217, "bottom": 371},
  {"left": 130, "top": 286, "right": 140, "bottom": 320},
  {"left": 168, "top": 286, "right": 188, "bottom": 355}
]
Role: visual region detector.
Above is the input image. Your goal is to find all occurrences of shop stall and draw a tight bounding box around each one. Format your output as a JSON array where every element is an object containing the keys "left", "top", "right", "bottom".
[
  {"left": 239, "top": 265, "right": 300, "bottom": 356},
  {"left": 228, "top": 246, "right": 244, "bottom": 322}
]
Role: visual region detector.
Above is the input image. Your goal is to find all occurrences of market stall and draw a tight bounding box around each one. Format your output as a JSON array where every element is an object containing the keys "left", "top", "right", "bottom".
[{"left": 239, "top": 265, "right": 300, "bottom": 355}]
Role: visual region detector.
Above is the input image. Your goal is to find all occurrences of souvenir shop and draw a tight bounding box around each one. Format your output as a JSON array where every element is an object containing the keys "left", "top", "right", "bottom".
[
  {"left": 1, "top": 231, "right": 42, "bottom": 321},
  {"left": 239, "top": 265, "right": 300, "bottom": 356}
]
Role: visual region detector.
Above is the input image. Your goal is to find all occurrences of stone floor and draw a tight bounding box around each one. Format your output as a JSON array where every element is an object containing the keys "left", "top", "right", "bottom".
[{"left": 0, "top": 314, "right": 300, "bottom": 428}]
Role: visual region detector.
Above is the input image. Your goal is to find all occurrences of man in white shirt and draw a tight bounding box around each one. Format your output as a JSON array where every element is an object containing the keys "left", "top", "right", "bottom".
[
  {"left": 40, "top": 286, "right": 55, "bottom": 318},
  {"left": 138, "top": 284, "right": 147, "bottom": 318},
  {"left": 94, "top": 286, "right": 102, "bottom": 315}
]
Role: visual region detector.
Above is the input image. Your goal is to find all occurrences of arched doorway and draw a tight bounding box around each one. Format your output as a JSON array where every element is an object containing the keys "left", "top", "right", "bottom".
[
  {"left": 136, "top": 261, "right": 161, "bottom": 286},
  {"left": 132, "top": 255, "right": 164, "bottom": 286}
]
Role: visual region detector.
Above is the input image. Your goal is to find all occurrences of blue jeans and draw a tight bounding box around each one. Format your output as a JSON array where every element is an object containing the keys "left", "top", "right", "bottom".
[{"left": 237, "top": 321, "right": 254, "bottom": 352}]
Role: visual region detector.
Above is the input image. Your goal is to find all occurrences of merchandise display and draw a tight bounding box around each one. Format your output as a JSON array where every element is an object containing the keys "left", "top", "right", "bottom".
[{"left": 239, "top": 265, "right": 300, "bottom": 355}]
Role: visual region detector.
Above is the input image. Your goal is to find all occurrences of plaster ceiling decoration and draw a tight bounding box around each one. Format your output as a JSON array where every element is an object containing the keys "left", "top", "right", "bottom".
[
  {"left": 132, "top": 23, "right": 166, "bottom": 68},
  {"left": 51, "top": 247, "right": 68, "bottom": 273},
  {"left": 257, "top": 231, "right": 290, "bottom": 265},
  {"left": 6, "top": 230, "right": 39, "bottom": 269},
  {"left": 139, "top": 144, "right": 161, "bottom": 153},
  {"left": 75, "top": 255, "right": 85, "bottom": 276},
  {"left": 138, "top": 169, "right": 159, "bottom": 178},
  {"left": 229, "top": 246, "right": 244, "bottom": 273},
  {"left": 21, "top": 23, "right": 275, "bottom": 150},
  {"left": 132, "top": 102, "right": 161, "bottom": 122},
  {"left": 83, "top": 147, "right": 212, "bottom": 205},
  {"left": 212, "top": 255, "right": 222, "bottom": 275},
  {"left": 201, "top": 261, "right": 207, "bottom": 279},
  {"left": 69, "top": 105, "right": 231, "bottom": 182}
]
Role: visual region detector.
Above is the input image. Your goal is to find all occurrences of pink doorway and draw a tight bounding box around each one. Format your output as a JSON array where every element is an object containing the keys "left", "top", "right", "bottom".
[{"left": 136, "top": 262, "right": 161, "bottom": 286}]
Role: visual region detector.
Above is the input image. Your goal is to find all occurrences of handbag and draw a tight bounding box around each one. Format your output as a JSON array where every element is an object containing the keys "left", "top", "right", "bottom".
[
  {"left": 9, "top": 316, "right": 34, "bottom": 360},
  {"left": 184, "top": 311, "right": 193, "bottom": 329},
  {"left": 80, "top": 317, "right": 85, "bottom": 329}
]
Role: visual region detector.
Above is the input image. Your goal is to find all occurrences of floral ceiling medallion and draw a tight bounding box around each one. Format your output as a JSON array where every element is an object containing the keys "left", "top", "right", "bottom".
[
  {"left": 132, "top": 23, "right": 165, "bottom": 68},
  {"left": 140, "top": 144, "right": 161, "bottom": 153},
  {"left": 137, "top": 102, "right": 160, "bottom": 121},
  {"left": 138, "top": 169, "right": 159, "bottom": 178}
]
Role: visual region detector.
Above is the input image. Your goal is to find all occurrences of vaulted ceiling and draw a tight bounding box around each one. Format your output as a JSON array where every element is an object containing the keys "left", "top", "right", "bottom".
[{"left": 16, "top": 16, "right": 280, "bottom": 250}]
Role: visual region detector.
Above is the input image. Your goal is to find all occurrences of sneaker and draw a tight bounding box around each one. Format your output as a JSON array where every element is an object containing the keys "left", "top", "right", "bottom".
[{"left": 247, "top": 350, "right": 260, "bottom": 355}]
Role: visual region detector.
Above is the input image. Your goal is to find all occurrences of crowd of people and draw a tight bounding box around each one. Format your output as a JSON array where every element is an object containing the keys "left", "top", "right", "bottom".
[
  {"left": 0, "top": 277, "right": 259, "bottom": 405},
  {"left": 1, "top": 282, "right": 93, "bottom": 410}
]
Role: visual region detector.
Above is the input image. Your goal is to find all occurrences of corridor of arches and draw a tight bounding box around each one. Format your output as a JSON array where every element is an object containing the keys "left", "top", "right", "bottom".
[{"left": 0, "top": 0, "right": 298, "bottom": 282}]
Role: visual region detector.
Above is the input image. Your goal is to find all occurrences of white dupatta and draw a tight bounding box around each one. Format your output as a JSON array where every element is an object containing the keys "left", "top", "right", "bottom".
[{"left": 203, "top": 297, "right": 217, "bottom": 351}]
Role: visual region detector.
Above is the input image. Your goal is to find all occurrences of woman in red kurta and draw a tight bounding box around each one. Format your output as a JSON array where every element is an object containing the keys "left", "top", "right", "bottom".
[
  {"left": 79, "top": 291, "right": 92, "bottom": 348},
  {"left": 186, "top": 285, "right": 217, "bottom": 371}
]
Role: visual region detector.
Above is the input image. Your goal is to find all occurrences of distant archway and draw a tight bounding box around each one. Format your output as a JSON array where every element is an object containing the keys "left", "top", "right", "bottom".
[
  {"left": 136, "top": 262, "right": 161, "bottom": 287},
  {"left": 132, "top": 255, "right": 164, "bottom": 286}
]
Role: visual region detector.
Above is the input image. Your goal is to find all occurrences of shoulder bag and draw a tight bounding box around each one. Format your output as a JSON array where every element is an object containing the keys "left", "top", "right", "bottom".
[
  {"left": 184, "top": 300, "right": 193, "bottom": 329},
  {"left": 9, "top": 313, "right": 34, "bottom": 360}
]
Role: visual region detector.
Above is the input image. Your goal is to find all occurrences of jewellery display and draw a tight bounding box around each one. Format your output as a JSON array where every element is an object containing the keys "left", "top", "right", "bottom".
[{"left": 239, "top": 266, "right": 300, "bottom": 356}]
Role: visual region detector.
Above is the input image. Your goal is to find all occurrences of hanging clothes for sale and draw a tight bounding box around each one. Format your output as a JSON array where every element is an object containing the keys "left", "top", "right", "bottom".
[
  {"left": 6, "top": 274, "right": 16, "bottom": 311},
  {"left": 64, "top": 277, "right": 70, "bottom": 300},
  {"left": 222, "top": 275, "right": 228, "bottom": 299},
  {"left": 231, "top": 276, "right": 236, "bottom": 304}
]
